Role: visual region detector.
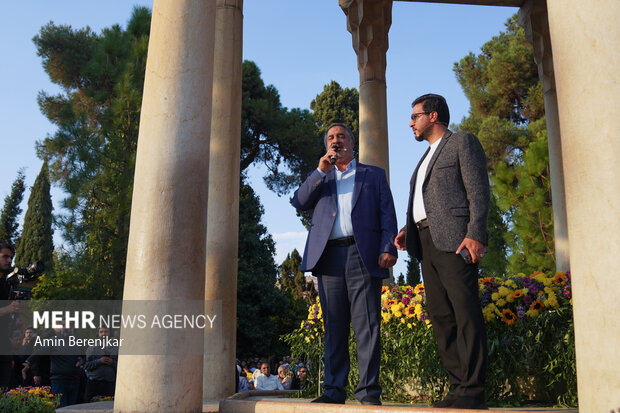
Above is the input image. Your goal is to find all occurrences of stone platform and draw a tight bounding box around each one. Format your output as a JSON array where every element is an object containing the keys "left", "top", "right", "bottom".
[{"left": 57, "top": 391, "right": 578, "bottom": 413}]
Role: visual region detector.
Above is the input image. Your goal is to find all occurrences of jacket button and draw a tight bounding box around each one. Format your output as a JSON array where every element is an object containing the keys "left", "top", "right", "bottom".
[{"left": 332, "top": 212, "right": 337, "bottom": 217}]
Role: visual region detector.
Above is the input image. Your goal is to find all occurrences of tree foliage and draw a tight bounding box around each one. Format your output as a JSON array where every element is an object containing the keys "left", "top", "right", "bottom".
[
  {"left": 405, "top": 257, "right": 421, "bottom": 287},
  {"left": 310, "top": 81, "right": 359, "bottom": 140},
  {"left": 453, "top": 14, "right": 553, "bottom": 274},
  {"left": 15, "top": 161, "right": 54, "bottom": 273},
  {"left": 236, "top": 179, "right": 302, "bottom": 357},
  {"left": 493, "top": 131, "right": 554, "bottom": 273},
  {"left": 33, "top": 7, "right": 150, "bottom": 298},
  {"left": 280, "top": 248, "right": 317, "bottom": 305},
  {"left": 241, "top": 61, "right": 323, "bottom": 195},
  {"left": 0, "top": 169, "right": 26, "bottom": 246}
]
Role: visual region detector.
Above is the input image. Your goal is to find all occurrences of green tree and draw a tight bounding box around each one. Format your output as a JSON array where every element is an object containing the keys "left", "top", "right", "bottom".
[
  {"left": 280, "top": 249, "right": 317, "bottom": 304},
  {"left": 405, "top": 257, "right": 421, "bottom": 287},
  {"left": 493, "top": 131, "right": 554, "bottom": 274},
  {"left": 0, "top": 169, "right": 26, "bottom": 245},
  {"left": 33, "top": 7, "right": 150, "bottom": 298},
  {"left": 15, "top": 162, "right": 54, "bottom": 273},
  {"left": 479, "top": 193, "right": 509, "bottom": 277},
  {"left": 453, "top": 14, "right": 552, "bottom": 274},
  {"left": 241, "top": 61, "right": 322, "bottom": 195},
  {"left": 236, "top": 178, "right": 300, "bottom": 357},
  {"left": 310, "top": 80, "right": 359, "bottom": 139}
]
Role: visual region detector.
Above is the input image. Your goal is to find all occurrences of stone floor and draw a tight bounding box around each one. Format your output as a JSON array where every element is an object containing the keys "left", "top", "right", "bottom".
[{"left": 56, "top": 391, "right": 579, "bottom": 413}]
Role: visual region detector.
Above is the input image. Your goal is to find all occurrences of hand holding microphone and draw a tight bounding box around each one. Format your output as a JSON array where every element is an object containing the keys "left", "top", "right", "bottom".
[{"left": 330, "top": 144, "right": 340, "bottom": 165}]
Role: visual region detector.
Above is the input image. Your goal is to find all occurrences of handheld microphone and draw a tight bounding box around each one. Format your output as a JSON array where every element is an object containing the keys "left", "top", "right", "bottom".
[{"left": 330, "top": 144, "right": 339, "bottom": 165}]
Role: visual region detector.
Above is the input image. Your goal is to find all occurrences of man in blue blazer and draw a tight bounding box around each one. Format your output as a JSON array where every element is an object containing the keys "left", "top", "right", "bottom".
[{"left": 292, "top": 123, "right": 398, "bottom": 406}]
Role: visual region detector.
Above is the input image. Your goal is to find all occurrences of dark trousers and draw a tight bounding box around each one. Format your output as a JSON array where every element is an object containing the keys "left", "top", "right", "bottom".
[
  {"left": 85, "top": 378, "right": 115, "bottom": 401},
  {"left": 419, "top": 227, "right": 487, "bottom": 400},
  {"left": 315, "top": 243, "right": 382, "bottom": 402},
  {"left": 52, "top": 379, "right": 80, "bottom": 407}
]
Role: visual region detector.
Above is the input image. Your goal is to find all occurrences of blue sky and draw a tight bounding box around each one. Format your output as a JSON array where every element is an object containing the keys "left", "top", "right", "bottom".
[{"left": 0, "top": 1, "right": 517, "bottom": 280}]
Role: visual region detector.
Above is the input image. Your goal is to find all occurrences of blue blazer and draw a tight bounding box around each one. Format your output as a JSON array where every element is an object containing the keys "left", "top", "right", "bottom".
[{"left": 291, "top": 162, "right": 398, "bottom": 278}]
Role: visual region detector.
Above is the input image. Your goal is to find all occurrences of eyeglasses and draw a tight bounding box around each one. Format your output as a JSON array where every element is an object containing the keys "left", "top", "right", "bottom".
[{"left": 411, "top": 112, "right": 430, "bottom": 121}]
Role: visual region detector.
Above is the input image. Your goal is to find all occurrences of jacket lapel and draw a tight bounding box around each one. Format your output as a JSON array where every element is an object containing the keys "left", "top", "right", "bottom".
[
  {"left": 352, "top": 162, "right": 366, "bottom": 210},
  {"left": 424, "top": 130, "right": 452, "bottom": 182}
]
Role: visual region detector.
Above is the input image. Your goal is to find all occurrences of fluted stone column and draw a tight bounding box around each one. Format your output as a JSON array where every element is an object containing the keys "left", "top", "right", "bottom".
[
  {"left": 519, "top": 0, "right": 569, "bottom": 272},
  {"left": 203, "top": 0, "right": 243, "bottom": 400},
  {"left": 546, "top": 1, "right": 620, "bottom": 411},
  {"left": 114, "top": 1, "right": 216, "bottom": 412},
  {"left": 340, "top": 0, "right": 392, "bottom": 174}
]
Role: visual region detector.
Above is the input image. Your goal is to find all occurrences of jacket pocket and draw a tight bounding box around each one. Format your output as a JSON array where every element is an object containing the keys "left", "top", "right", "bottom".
[{"left": 450, "top": 207, "right": 470, "bottom": 217}]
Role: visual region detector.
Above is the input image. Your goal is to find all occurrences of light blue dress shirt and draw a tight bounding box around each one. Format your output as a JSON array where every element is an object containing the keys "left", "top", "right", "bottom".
[{"left": 316, "top": 160, "right": 356, "bottom": 239}]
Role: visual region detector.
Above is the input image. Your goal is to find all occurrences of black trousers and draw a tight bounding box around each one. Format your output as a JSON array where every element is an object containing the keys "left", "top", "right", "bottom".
[{"left": 419, "top": 227, "right": 487, "bottom": 400}]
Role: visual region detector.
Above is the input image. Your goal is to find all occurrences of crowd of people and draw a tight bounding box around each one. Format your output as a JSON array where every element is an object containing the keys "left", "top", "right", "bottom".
[
  {"left": 0, "top": 242, "right": 118, "bottom": 408},
  {"left": 236, "top": 356, "right": 312, "bottom": 393}
]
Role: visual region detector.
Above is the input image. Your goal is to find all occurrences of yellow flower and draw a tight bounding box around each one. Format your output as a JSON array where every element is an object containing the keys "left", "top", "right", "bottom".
[
  {"left": 491, "top": 292, "right": 500, "bottom": 301},
  {"left": 305, "top": 337, "right": 310, "bottom": 343},
  {"left": 400, "top": 317, "right": 405, "bottom": 324},
  {"left": 496, "top": 298, "right": 506, "bottom": 307},
  {"left": 498, "top": 286, "right": 510, "bottom": 297},
  {"left": 407, "top": 323, "right": 412, "bottom": 329},
  {"left": 530, "top": 299, "right": 544, "bottom": 312},
  {"left": 526, "top": 309, "right": 539, "bottom": 318},
  {"left": 382, "top": 312, "right": 393, "bottom": 323}
]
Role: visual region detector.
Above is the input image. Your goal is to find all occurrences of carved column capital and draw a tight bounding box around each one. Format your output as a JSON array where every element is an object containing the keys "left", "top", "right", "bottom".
[
  {"left": 519, "top": 0, "right": 555, "bottom": 92},
  {"left": 340, "top": 0, "right": 392, "bottom": 84}
]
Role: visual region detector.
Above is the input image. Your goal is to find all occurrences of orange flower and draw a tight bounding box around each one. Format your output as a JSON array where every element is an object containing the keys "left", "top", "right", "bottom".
[
  {"left": 553, "top": 272, "right": 568, "bottom": 286},
  {"left": 511, "top": 289, "right": 524, "bottom": 300},
  {"left": 501, "top": 309, "right": 517, "bottom": 325},
  {"left": 530, "top": 299, "right": 544, "bottom": 311}
]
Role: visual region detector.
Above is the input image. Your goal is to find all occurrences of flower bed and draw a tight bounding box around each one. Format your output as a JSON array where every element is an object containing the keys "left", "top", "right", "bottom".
[
  {"left": 282, "top": 271, "right": 576, "bottom": 406},
  {"left": 0, "top": 386, "right": 59, "bottom": 413}
]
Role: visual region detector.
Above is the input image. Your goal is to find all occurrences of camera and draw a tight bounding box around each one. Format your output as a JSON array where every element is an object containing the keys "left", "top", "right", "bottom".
[{"left": 6, "top": 261, "right": 45, "bottom": 299}]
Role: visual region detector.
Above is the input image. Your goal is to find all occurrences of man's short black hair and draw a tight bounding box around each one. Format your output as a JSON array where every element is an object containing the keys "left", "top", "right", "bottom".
[
  {"left": 0, "top": 242, "right": 15, "bottom": 255},
  {"left": 412, "top": 93, "right": 450, "bottom": 126}
]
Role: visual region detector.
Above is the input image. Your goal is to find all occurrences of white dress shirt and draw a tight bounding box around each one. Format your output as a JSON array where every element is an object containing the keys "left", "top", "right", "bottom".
[{"left": 413, "top": 138, "right": 442, "bottom": 224}]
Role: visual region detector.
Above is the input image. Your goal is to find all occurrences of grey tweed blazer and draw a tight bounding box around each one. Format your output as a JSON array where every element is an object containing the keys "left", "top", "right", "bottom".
[{"left": 404, "top": 130, "right": 490, "bottom": 260}]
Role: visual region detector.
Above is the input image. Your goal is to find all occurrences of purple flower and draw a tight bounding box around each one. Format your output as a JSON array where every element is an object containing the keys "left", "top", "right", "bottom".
[
  {"left": 402, "top": 295, "right": 411, "bottom": 306},
  {"left": 516, "top": 305, "right": 526, "bottom": 318},
  {"left": 420, "top": 314, "right": 429, "bottom": 322},
  {"left": 523, "top": 295, "right": 533, "bottom": 305}
]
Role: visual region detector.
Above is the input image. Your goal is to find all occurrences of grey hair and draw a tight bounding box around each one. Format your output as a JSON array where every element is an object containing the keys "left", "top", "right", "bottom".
[
  {"left": 277, "top": 365, "right": 287, "bottom": 373},
  {"left": 323, "top": 123, "right": 354, "bottom": 149}
]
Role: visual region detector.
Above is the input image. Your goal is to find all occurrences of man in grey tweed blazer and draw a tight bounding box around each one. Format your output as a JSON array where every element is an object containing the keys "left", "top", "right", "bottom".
[{"left": 395, "top": 94, "right": 490, "bottom": 410}]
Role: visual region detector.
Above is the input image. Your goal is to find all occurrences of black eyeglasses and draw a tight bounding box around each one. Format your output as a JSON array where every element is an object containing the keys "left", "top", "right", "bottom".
[{"left": 411, "top": 112, "right": 430, "bottom": 121}]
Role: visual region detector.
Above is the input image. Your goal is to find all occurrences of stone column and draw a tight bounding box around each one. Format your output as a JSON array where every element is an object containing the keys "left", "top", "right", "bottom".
[
  {"left": 340, "top": 0, "right": 392, "bottom": 174},
  {"left": 114, "top": 1, "right": 215, "bottom": 412},
  {"left": 519, "top": 0, "right": 569, "bottom": 272},
  {"left": 203, "top": 0, "right": 243, "bottom": 400},
  {"left": 546, "top": 1, "right": 620, "bottom": 411}
]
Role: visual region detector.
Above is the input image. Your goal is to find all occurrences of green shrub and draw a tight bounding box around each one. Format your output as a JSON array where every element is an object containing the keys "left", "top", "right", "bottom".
[{"left": 282, "top": 270, "right": 576, "bottom": 406}]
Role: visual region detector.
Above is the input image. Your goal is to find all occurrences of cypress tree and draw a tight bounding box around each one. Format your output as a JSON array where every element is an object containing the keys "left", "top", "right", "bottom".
[
  {"left": 15, "top": 161, "right": 54, "bottom": 273},
  {"left": 0, "top": 169, "right": 26, "bottom": 245}
]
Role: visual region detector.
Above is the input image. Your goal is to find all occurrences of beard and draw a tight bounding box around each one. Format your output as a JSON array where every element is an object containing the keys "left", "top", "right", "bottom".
[{"left": 414, "top": 123, "right": 432, "bottom": 142}]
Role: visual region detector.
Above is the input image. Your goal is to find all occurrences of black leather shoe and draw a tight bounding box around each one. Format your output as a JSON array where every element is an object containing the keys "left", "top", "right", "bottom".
[
  {"left": 432, "top": 397, "right": 455, "bottom": 408},
  {"left": 449, "top": 397, "right": 488, "bottom": 410},
  {"left": 311, "top": 394, "right": 344, "bottom": 404},
  {"left": 360, "top": 395, "right": 381, "bottom": 405}
]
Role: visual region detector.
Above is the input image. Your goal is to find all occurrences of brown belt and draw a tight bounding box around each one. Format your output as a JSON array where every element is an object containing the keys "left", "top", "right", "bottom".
[{"left": 416, "top": 219, "right": 429, "bottom": 230}]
